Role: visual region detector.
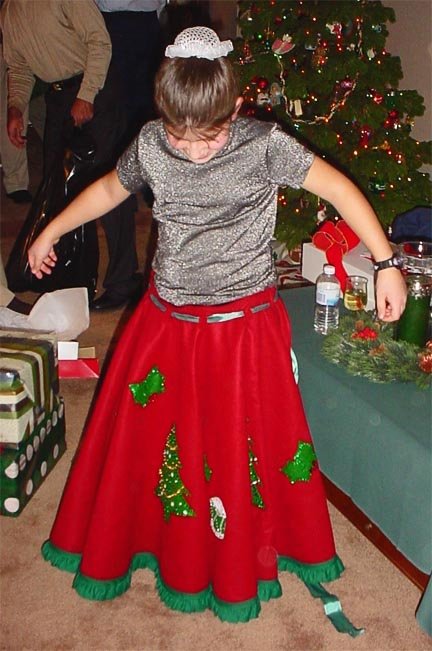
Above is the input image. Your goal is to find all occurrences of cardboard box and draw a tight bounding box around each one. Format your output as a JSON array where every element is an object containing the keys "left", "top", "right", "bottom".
[
  {"left": 0, "top": 398, "right": 66, "bottom": 516},
  {"left": 301, "top": 241, "right": 376, "bottom": 310},
  {"left": 57, "top": 341, "right": 79, "bottom": 360}
]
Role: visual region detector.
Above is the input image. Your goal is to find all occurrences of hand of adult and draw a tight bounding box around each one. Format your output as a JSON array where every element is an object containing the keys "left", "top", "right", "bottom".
[
  {"left": 7, "top": 106, "right": 26, "bottom": 148},
  {"left": 71, "top": 99, "right": 94, "bottom": 127}
]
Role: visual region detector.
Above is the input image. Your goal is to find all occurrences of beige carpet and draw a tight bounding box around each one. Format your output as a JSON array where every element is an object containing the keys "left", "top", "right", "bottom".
[{"left": 1, "top": 130, "right": 430, "bottom": 651}]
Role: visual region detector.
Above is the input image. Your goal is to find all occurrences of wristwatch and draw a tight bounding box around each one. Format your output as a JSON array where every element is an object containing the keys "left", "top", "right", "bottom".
[{"left": 373, "top": 254, "right": 402, "bottom": 272}]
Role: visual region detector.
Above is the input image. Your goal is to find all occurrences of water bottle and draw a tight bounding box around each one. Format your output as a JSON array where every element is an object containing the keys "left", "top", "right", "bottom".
[{"left": 314, "top": 264, "right": 341, "bottom": 334}]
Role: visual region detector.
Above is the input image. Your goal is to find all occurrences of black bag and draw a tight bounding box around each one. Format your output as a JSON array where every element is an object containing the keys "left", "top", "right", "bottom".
[{"left": 5, "top": 129, "right": 99, "bottom": 300}]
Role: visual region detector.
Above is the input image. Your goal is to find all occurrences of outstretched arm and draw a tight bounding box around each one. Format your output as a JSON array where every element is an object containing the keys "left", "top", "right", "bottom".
[
  {"left": 302, "top": 156, "right": 407, "bottom": 322},
  {"left": 28, "top": 170, "right": 131, "bottom": 278}
]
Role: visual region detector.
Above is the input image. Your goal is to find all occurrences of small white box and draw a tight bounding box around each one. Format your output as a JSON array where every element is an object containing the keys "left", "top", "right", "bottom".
[
  {"left": 57, "top": 341, "right": 79, "bottom": 360},
  {"left": 301, "top": 241, "right": 376, "bottom": 310}
]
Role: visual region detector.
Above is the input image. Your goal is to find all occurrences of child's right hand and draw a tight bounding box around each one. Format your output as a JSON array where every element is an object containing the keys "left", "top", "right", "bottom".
[{"left": 28, "top": 232, "right": 59, "bottom": 279}]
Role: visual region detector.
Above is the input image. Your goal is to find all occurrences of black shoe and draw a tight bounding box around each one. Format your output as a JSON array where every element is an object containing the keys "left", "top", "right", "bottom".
[
  {"left": 90, "top": 290, "right": 131, "bottom": 311},
  {"left": 6, "top": 297, "right": 33, "bottom": 315},
  {"left": 6, "top": 190, "right": 32, "bottom": 204}
]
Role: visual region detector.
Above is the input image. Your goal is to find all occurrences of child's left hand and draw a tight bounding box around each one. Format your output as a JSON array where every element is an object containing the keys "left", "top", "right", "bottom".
[
  {"left": 375, "top": 268, "right": 407, "bottom": 321},
  {"left": 28, "top": 231, "right": 59, "bottom": 279}
]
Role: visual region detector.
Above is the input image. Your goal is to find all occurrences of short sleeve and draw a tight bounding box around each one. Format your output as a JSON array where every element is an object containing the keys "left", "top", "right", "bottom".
[
  {"left": 116, "top": 136, "right": 147, "bottom": 194},
  {"left": 266, "top": 125, "right": 314, "bottom": 188}
]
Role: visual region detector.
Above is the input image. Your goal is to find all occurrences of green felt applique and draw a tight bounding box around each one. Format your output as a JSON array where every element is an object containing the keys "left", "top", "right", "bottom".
[
  {"left": 155, "top": 426, "right": 195, "bottom": 521},
  {"left": 204, "top": 456, "right": 213, "bottom": 482},
  {"left": 129, "top": 366, "right": 165, "bottom": 407},
  {"left": 281, "top": 441, "right": 317, "bottom": 483},
  {"left": 248, "top": 438, "right": 264, "bottom": 508},
  {"left": 209, "top": 496, "right": 226, "bottom": 540}
]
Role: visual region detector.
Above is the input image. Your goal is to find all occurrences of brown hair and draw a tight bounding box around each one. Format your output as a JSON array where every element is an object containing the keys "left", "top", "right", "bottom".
[{"left": 155, "top": 56, "right": 240, "bottom": 134}]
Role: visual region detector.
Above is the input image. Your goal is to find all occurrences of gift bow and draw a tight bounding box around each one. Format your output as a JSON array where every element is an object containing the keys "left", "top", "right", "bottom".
[{"left": 312, "top": 220, "right": 360, "bottom": 291}]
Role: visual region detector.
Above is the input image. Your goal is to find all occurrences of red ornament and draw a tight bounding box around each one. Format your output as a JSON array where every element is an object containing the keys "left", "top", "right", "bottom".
[
  {"left": 272, "top": 35, "right": 295, "bottom": 55},
  {"left": 418, "top": 341, "right": 432, "bottom": 373},
  {"left": 256, "top": 77, "right": 269, "bottom": 91},
  {"left": 384, "top": 109, "right": 400, "bottom": 128},
  {"left": 359, "top": 125, "right": 373, "bottom": 148},
  {"left": 340, "top": 77, "right": 354, "bottom": 91},
  {"left": 372, "top": 90, "right": 384, "bottom": 104},
  {"left": 351, "top": 327, "right": 379, "bottom": 341}
]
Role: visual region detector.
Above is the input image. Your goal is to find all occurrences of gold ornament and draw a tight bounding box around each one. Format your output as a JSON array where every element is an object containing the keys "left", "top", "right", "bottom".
[{"left": 312, "top": 44, "right": 328, "bottom": 69}]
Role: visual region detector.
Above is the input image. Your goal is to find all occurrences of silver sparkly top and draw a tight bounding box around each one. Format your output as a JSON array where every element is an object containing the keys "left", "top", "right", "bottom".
[{"left": 117, "top": 117, "right": 314, "bottom": 305}]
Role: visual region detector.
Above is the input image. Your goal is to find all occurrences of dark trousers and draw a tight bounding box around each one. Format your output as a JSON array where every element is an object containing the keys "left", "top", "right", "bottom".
[
  {"left": 44, "top": 68, "right": 139, "bottom": 296},
  {"left": 101, "top": 10, "right": 164, "bottom": 146}
]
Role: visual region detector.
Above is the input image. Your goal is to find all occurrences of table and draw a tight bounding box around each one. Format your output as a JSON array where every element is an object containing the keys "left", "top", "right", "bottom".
[{"left": 281, "top": 286, "right": 431, "bottom": 635}]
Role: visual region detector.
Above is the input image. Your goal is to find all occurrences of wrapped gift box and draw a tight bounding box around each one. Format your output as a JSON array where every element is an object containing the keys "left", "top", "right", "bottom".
[
  {"left": 301, "top": 241, "right": 376, "bottom": 310},
  {"left": 57, "top": 344, "right": 100, "bottom": 379},
  {"left": 0, "top": 397, "right": 66, "bottom": 516},
  {"left": 0, "top": 335, "right": 59, "bottom": 444},
  {"left": 0, "top": 369, "right": 36, "bottom": 444}
]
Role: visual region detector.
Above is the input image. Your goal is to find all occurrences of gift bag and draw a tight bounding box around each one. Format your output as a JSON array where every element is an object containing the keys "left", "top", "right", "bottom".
[{"left": 5, "top": 129, "right": 99, "bottom": 300}]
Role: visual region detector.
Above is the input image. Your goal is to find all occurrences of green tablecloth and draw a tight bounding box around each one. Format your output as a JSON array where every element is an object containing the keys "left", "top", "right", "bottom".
[{"left": 281, "top": 286, "right": 431, "bottom": 635}]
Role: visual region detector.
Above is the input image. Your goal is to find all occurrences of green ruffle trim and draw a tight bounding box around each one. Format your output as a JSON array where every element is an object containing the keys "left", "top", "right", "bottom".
[
  {"left": 41, "top": 540, "right": 343, "bottom": 623},
  {"left": 278, "top": 554, "right": 345, "bottom": 584},
  {"left": 73, "top": 568, "right": 132, "bottom": 600},
  {"left": 41, "top": 540, "right": 81, "bottom": 573}
]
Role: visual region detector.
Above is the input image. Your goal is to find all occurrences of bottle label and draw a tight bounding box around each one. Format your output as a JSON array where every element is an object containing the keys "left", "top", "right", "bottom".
[{"left": 316, "top": 283, "right": 340, "bottom": 306}]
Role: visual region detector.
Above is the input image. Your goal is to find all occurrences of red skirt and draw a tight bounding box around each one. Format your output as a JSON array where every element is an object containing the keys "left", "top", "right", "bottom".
[{"left": 42, "top": 283, "right": 343, "bottom": 622}]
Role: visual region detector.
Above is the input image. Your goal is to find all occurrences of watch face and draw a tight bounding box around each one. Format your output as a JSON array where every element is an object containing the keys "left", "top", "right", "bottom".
[{"left": 392, "top": 254, "right": 404, "bottom": 269}]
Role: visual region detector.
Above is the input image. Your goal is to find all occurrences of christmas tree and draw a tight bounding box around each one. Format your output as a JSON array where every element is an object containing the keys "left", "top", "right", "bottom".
[
  {"left": 232, "top": 0, "right": 431, "bottom": 250},
  {"left": 156, "top": 426, "right": 195, "bottom": 520},
  {"left": 248, "top": 439, "right": 265, "bottom": 508}
]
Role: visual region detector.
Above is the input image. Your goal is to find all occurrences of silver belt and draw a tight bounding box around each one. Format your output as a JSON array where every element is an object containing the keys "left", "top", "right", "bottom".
[{"left": 150, "top": 293, "right": 277, "bottom": 323}]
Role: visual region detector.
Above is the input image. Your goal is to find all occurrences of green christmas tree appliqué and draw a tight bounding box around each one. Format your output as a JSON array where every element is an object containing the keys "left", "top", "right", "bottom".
[
  {"left": 281, "top": 441, "right": 317, "bottom": 484},
  {"left": 248, "top": 438, "right": 264, "bottom": 509},
  {"left": 155, "top": 426, "right": 195, "bottom": 521},
  {"left": 204, "top": 455, "right": 213, "bottom": 482},
  {"left": 129, "top": 366, "right": 165, "bottom": 407}
]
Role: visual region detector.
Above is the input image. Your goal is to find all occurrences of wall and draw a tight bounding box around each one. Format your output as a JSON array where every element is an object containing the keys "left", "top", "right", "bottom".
[{"left": 385, "top": 0, "right": 431, "bottom": 145}]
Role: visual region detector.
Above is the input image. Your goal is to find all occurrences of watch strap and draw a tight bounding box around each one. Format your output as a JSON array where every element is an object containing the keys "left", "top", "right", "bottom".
[{"left": 373, "top": 254, "right": 401, "bottom": 272}]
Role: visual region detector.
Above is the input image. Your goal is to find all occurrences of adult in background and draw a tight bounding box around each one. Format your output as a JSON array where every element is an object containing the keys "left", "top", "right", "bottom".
[
  {"left": 95, "top": 0, "right": 166, "bottom": 147},
  {"left": 1, "top": 0, "right": 141, "bottom": 310},
  {"left": 0, "top": 39, "right": 32, "bottom": 204},
  {"left": 0, "top": 251, "right": 32, "bottom": 313}
]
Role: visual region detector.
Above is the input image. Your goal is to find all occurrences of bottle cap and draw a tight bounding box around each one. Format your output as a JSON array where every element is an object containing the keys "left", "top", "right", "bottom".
[{"left": 323, "top": 264, "right": 336, "bottom": 275}]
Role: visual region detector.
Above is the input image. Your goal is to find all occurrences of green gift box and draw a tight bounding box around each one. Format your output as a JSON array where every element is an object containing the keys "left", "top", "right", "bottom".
[
  {"left": 0, "top": 398, "right": 66, "bottom": 516},
  {"left": 0, "top": 335, "right": 59, "bottom": 445}
]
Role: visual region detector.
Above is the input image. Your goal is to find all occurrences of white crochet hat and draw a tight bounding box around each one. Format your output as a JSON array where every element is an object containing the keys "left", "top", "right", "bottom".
[{"left": 165, "top": 26, "right": 233, "bottom": 60}]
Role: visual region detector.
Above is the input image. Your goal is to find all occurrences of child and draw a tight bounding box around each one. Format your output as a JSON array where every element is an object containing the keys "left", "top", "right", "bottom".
[{"left": 29, "top": 27, "right": 406, "bottom": 634}]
